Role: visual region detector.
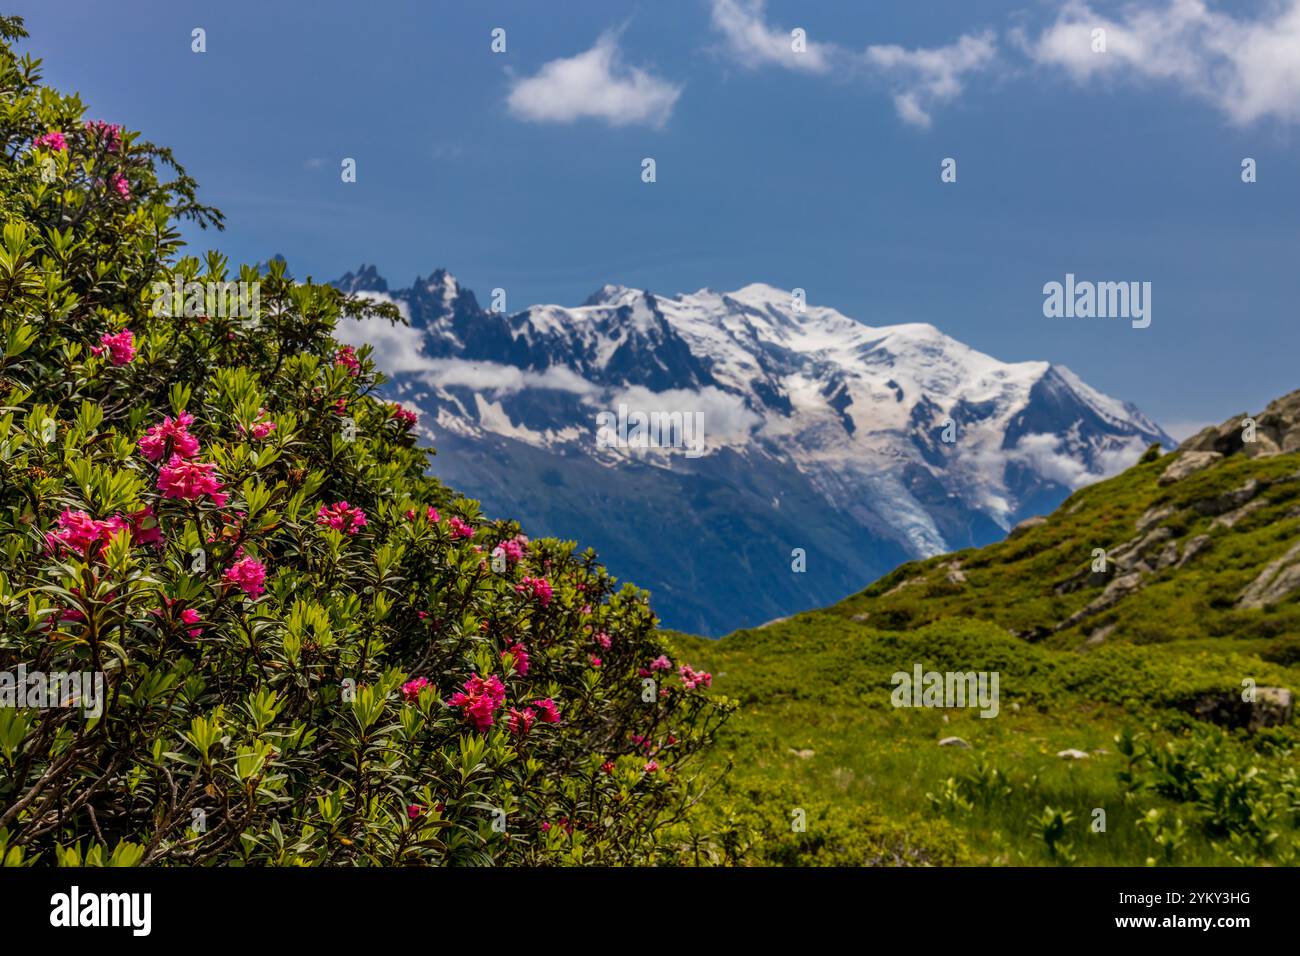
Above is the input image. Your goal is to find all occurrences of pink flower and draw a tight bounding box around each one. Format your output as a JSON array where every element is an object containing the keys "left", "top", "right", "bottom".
[
  {"left": 678, "top": 663, "right": 713, "bottom": 691},
  {"left": 157, "top": 455, "right": 227, "bottom": 506},
  {"left": 407, "top": 804, "right": 423, "bottom": 821},
  {"left": 402, "top": 677, "right": 430, "bottom": 703},
  {"left": 47, "top": 509, "right": 127, "bottom": 556},
  {"left": 126, "top": 505, "right": 163, "bottom": 547},
  {"left": 492, "top": 537, "right": 526, "bottom": 564},
  {"left": 335, "top": 345, "right": 360, "bottom": 375},
  {"left": 448, "top": 516, "right": 474, "bottom": 540},
  {"left": 534, "top": 698, "right": 561, "bottom": 725},
  {"left": 650, "top": 655, "right": 672, "bottom": 672},
  {"left": 223, "top": 556, "right": 267, "bottom": 599},
  {"left": 94, "top": 329, "right": 135, "bottom": 365},
  {"left": 448, "top": 673, "right": 506, "bottom": 731},
  {"left": 238, "top": 409, "right": 277, "bottom": 440},
  {"left": 589, "top": 655, "right": 602, "bottom": 668},
  {"left": 316, "top": 501, "right": 368, "bottom": 535},
  {"left": 139, "top": 412, "right": 200, "bottom": 461},
  {"left": 594, "top": 631, "right": 612, "bottom": 650},
  {"left": 540, "top": 821, "right": 551, "bottom": 832},
  {"left": 180, "top": 608, "right": 203, "bottom": 638},
  {"left": 33, "top": 131, "right": 66, "bottom": 151},
  {"left": 405, "top": 506, "right": 440, "bottom": 523},
  {"left": 151, "top": 598, "right": 202, "bottom": 637},
  {"left": 515, "top": 576, "right": 553, "bottom": 607},
  {"left": 501, "top": 641, "right": 530, "bottom": 676},
  {"left": 644, "top": 761, "right": 659, "bottom": 774},
  {"left": 390, "top": 404, "right": 417, "bottom": 427},
  {"left": 84, "top": 120, "right": 123, "bottom": 150},
  {"left": 601, "top": 760, "right": 615, "bottom": 774},
  {"left": 108, "top": 172, "right": 130, "bottom": 200},
  {"left": 507, "top": 706, "right": 536, "bottom": 736}
]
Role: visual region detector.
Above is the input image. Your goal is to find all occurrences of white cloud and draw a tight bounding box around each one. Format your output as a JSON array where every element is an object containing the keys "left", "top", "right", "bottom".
[
  {"left": 335, "top": 313, "right": 598, "bottom": 396},
  {"left": 1024, "top": 0, "right": 1300, "bottom": 125},
  {"left": 708, "top": 0, "right": 834, "bottom": 73},
  {"left": 506, "top": 32, "right": 682, "bottom": 128},
  {"left": 426, "top": 359, "right": 597, "bottom": 397},
  {"left": 705, "top": 0, "right": 997, "bottom": 126},
  {"left": 864, "top": 31, "right": 999, "bottom": 128},
  {"left": 1007, "top": 432, "right": 1146, "bottom": 490},
  {"left": 608, "top": 384, "right": 761, "bottom": 442}
]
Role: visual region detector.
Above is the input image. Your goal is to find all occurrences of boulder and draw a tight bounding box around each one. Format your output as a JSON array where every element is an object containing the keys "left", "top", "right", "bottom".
[
  {"left": 1210, "top": 499, "right": 1266, "bottom": 531},
  {"left": 1008, "top": 515, "right": 1048, "bottom": 538},
  {"left": 1135, "top": 505, "right": 1174, "bottom": 533},
  {"left": 1186, "top": 687, "right": 1294, "bottom": 730},
  {"left": 1177, "top": 534, "right": 1211, "bottom": 568},
  {"left": 1192, "top": 478, "right": 1261, "bottom": 516},
  {"left": 938, "top": 736, "right": 971, "bottom": 749},
  {"left": 1237, "top": 541, "right": 1300, "bottom": 609},
  {"left": 1180, "top": 388, "right": 1300, "bottom": 460},
  {"left": 1158, "top": 451, "right": 1222, "bottom": 485}
]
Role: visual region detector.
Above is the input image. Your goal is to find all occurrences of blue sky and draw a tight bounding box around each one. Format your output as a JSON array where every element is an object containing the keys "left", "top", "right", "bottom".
[{"left": 15, "top": 0, "right": 1300, "bottom": 434}]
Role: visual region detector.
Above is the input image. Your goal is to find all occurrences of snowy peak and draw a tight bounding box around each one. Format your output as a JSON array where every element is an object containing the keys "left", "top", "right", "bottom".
[{"left": 332, "top": 266, "right": 1172, "bottom": 565}]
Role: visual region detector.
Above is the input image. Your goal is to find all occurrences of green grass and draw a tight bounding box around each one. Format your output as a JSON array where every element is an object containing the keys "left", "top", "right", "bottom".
[{"left": 665, "top": 447, "right": 1300, "bottom": 866}]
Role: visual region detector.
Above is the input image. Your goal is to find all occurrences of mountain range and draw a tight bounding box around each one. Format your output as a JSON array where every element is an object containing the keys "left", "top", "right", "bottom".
[{"left": 332, "top": 266, "right": 1174, "bottom": 635}]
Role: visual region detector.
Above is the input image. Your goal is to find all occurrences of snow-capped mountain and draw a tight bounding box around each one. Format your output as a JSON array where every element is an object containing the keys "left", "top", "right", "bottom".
[{"left": 333, "top": 266, "right": 1173, "bottom": 636}]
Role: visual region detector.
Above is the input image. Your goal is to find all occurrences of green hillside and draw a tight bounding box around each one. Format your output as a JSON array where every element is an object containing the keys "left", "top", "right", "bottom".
[{"left": 672, "top": 396, "right": 1300, "bottom": 865}]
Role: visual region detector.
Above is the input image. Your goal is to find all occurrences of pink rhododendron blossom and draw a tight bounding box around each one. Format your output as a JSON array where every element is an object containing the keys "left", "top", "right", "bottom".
[
  {"left": 407, "top": 804, "right": 423, "bottom": 820},
  {"left": 33, "top": 131, "right": 66, "bottom": 151},
  {"left": 47, "top": 509, "right": 126, "bottom": 556},
  {"left": 534, "top": 698, "right": 561, "bottom": 724},
  {"left": 335, "top": 345, "right": 360, "bottom": 375},
  {"left": 180, "top": 608, "right": 203, "bottom": 637},
  {"left": 239, "top": 409, "right": 277, "bottom": 440},
  {"left": 126, "top": 505, "right": 163, "bottom": 547},
  {"left": 139, "top": 412, "right": 200, "bottom": 461},
  {"left": 601, "top": 760, "right": 615, "bottom": 774},
  {"left": 650, "top": 655, "right": 672, "bottom": 672},
  {"left": 501, "top": 641, "right": 529, "bottom": 676},
  {"left": 316, "top": 501, "right": 368, "bottom": 535},
  {"left": 589, "top": 655, "right": 602, "bottom": 668},
  {"left": 390, "top": 404, "right": 417, "bottom": 427},
  {"left": 401, "top": 677, "right": 430, "bottom": 702},
  {"left": 448, "top": 673, "right": 506, "bottom": 731},
  {"left": 108, "top": 172, "right": 130, "bottom": 200},
  {"left": 507, "top": 706, "right": 536, "bottom": 736},
  {"left": 84, "top": 120, "right": 122, "bottom": 149},
  {"left": 94, "top": 329, "right": 135, "bottom": 364},
  {"left": 405, "top": 506, "right": 440, "bottom": 523},
  {"left": 594, "top": 631, "right": 612, "bottom": 650},
  {"left": 223, "top": 556, "right": 267, "bottom": 598},
  {"left": 448, "top": 516, "right": 474, "bottom": 539},
  {"left": 515, "top": 576, "right": 553, "bottom": 606},
  {"left": 678, "top": 664, "right": 713, "bottom": 690},
  {"left": 492, "top": 536, "right": 526, "bottom": 564},
  {"left": 644, "top": 761, "right": 659, "bottom": 774},
  {"left": 157, "top": 455, "right": 227, "bottom": 506}
]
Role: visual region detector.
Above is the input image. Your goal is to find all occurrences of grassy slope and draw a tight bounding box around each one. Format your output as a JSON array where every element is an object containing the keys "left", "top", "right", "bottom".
[{"left": 667, "top": 445, "right": 1300, "bottom": 865}]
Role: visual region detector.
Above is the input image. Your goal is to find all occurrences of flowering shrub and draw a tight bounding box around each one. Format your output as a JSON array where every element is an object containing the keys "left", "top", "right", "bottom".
[{"left": 0, "top": 17, "right": 730, "bottom": 867}]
